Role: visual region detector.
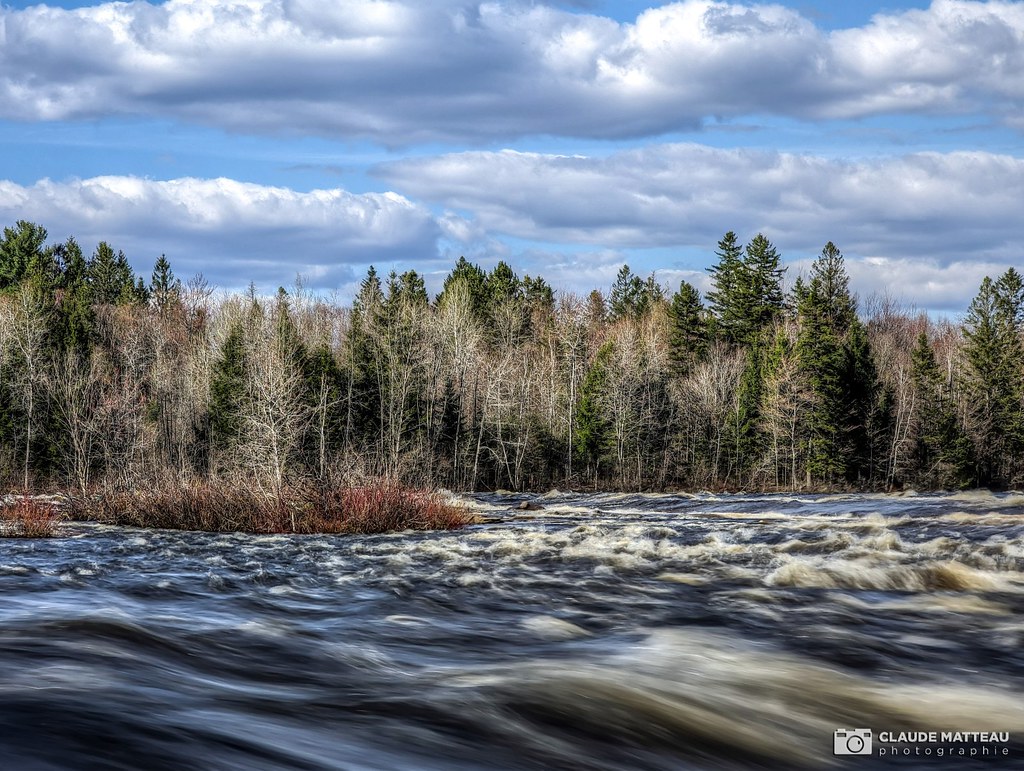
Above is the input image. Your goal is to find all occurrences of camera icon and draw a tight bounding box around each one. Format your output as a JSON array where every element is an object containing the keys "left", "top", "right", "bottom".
[{"left": 834, "top": 728, "right": 872, "bottom": 755}]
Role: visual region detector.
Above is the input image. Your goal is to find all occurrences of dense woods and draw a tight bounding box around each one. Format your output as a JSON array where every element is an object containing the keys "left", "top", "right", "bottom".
[{"left": 1, "top": 219, "right": 1022, "bottom": 494}]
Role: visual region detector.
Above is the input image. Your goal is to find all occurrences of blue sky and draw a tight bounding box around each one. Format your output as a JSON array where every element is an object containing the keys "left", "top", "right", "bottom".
[{"left": 0, "top": 0, "right": 1021, "bottom": 312}]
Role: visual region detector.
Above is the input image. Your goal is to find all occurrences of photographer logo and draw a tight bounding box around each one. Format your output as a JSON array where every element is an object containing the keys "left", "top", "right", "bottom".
[{"left": 835, "top": 729, "right": 873, "bottom": 756}]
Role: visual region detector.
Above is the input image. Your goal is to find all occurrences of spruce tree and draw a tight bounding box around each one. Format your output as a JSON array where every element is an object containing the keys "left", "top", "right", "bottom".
[
  {"left": 574, "top": 342, "right": 614, "bottom": 481},
  {"left": 150, "top": 254, "right": 182, "bottom": 314},
  {"left": 910, "top": 331, "right": 974, "bottom": 488},
  {"left": 209, "top": 322, "right": 248, "bottom": 453},
  {"left": 609, "top": 265, "right": 644, "bottom": 321},
  {"left": 962, "top": 270, "right": 1024, "bottom": 484},
  {"left": 89, "top": 243, "right": 136, "bottom": 304},
  {"left": 667, "top": 280, "right": 706, "bottom": 377},
  {"left": 0, "top": 221, "right": 48, "bottom": 291},
  {"left": 487, "top": 261, "right": 522, "bottom": 308},
  {"left": 705, "top": 231, "right": 743, "bottom": 342},
  {"left": 522, "top": 274, "right": 554, "bottom": 311},
  {"left": 739, "top": 234, "right": 785, "bottom": 342},
  {"left": 436, "top": 257, "right": 488, "bottom": 321},
  {"left": 347, "top": 267, "right": 385, "bottom": 447},
  {"left": 706, "top": 232, "right": 785, "bottom": 345},
  {"left": 609, "top": 265, "right": 662, "bottom": 321},
  {"left": 52, "top": 237, "right": 93, "bottom": 353},
  {"left": 795, "top": 243, "right": 876, "bottom": 485}
]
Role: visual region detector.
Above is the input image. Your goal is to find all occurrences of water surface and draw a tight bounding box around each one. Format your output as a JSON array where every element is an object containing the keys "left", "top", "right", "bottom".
[{"left": 1, "top": 491, "right": 1022, "bottom": 769}]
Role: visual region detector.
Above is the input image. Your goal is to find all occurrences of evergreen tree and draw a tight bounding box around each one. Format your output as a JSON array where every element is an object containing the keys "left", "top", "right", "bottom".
[
  {"left": 305, "top": 343, "right": 345, "bottom": 480},
  {"left": 52, "top": 237, "right": 94, "bottom": 353},
  {"left": 88, "top": 243, "right": 140, "bottom": 305},
  {"left": 795, "top": 243, "right": 875, "bottom": 485},
  {"left": 705, "top": 231, "right": 744, "bottom": 342},
  {"left": 347, "top": 267, "right": 386, "bottom": 448},
  {"left": 273, "top": 287, "right": 310, "bottom": 376},
  {"left": 706, "top": 232, "right": 785, "bottom": 345},
  {"left": 739, "top": 234, "right": 786, "bottom": 341},
  {"left": 609, "top": 265, "right": 662, "bottom": 321},
  {"left": 487, "top": 261, "right": 522, "bottom": 308},
  {"left": 522, "top": 274, "right": 554, "bottom": 311},
  {"left": 150, "top": 254, "right": 182, "bottom": 314},
  {"left": 796, "top": 290, "right": 846, "bottom": 483},
  {"left": 56, "top": 236, "right": 88, "bottom": 288},
  {"left": 808, "top": 241, "right": 854, "bottom": 328},
  {"left": 962, "top": 270, "right": 1024, "bottom": 485},
  {"left": 667, "top": 280, "right": 706, "bottom": 377},
  {"left": 574, "top": 342, "right": 614, "bottom": 480},
  {"left": 0, "top": 221, "right": 48, "bottom": 291},
  {"left": 209, "top": 322, "right": 248, "bottom": 453},
  {"left": 910, "top": 331, "right": 974, "bottom": 488},
  {"left": 436, "top": 257, "right": 488, "bottom": 321},
  {"left": 729, "top": 339, "right": 768, "bottom": 480},
  {"left": 609, "top": 265, "right": 645, "bottom": 321}
]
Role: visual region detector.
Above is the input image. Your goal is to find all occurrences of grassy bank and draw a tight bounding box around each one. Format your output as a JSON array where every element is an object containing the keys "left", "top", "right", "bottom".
[{"left": 65, "top": 480, "right": 473, "bottom": 535}]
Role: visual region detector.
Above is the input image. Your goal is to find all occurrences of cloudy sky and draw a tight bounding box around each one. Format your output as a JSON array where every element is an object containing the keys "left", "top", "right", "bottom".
[{"left": 1, "top": 0, "right": 1022, "bottom": 312}]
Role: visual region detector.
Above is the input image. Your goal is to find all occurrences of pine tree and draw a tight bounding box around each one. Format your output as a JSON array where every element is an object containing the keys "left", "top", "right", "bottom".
[
  {"left": 910, "top": 331, "right": 974, "bottom": 488},
  {"left": 574, "top": 341, "right": 614, "bottom": 481},
  {"left": 436, "top": 257, "right": 488, "bottom": 321},
  {"left": 150, "top": 254, "right": 182, "bottom": 314},
  {"left": 706, "top": 231, "right": 744, "bottom": 342},
  {"left": 609, "top": 265, "right": 644, "bottom": 321},
  {"left": 667, "top": 280, "right": 706, "bottom": 377},
  {"left": 487, "top": 261, "right": 522, "bottom": 308},
  {"left": 609, "top": 265, "right": 662, "bottom": 321},
  {"left": 795, "top": 243, "right": 874, "bottom": 485},
  {"left": 962, "top": 270, "right": 1024, "bottom": 485},
  {"left": 522, "top": 274, "right": 554, "bottom": 310},
  {"left": 89, "top": 243, "right": 139, "bottom": 305},
  {"left": 0, "top": 221, "right": 48, "bottom": 291},
  {"left": 52, "top": 237, "right": 94, "bottom": 353},
  {"left": 739, "top": 234, "right": 786, "bottom": 342},
  {"left": 209, "top": 322, "right": 248, "bottom": 454},
  {"left": 706, "top": 232, "right": 784, "bottom": 345}
]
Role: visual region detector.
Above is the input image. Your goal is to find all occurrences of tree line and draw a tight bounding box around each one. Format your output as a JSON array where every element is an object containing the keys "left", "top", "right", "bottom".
[{"left": 0, "top": 219, "right": 1021, "bottom": 494}]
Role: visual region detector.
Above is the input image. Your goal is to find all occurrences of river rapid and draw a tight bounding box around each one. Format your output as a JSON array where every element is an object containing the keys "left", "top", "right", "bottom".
[{"left": 1, "top": 491, "right": 1023, "bottom": 770}]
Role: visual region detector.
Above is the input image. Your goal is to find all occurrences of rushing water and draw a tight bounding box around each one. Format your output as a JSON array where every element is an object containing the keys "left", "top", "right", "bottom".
[{"left": 1, "top": 491, "right": 1023, "bottom": 770}]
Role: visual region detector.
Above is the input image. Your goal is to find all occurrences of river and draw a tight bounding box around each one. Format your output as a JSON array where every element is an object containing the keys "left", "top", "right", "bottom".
[{"left": 1, "top": 491, "right": 1022, "bottom": 769}]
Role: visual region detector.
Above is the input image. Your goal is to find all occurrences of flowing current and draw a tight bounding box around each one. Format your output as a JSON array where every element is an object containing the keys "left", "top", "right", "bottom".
[{"left": 2, "top": 491, "right": 1023, "bottom": 770}]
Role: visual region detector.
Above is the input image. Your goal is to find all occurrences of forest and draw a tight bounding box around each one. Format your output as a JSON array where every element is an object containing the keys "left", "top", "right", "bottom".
[{"left": 0, "top": 219, "right": 1022, "bottom": 496}]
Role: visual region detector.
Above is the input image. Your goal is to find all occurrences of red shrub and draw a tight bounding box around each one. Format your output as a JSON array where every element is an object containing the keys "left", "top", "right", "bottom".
[
  {"left": 70, "top": 480, "right": 472, "bottom": 535},
  {"left": 1, "top": 497, "right": 60, "bottom": 538}
]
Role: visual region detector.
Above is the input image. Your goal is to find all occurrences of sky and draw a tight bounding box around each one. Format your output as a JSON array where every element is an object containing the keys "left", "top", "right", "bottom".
[{"left": 0, "top": 0, "right": 1022, "bottom": 313}]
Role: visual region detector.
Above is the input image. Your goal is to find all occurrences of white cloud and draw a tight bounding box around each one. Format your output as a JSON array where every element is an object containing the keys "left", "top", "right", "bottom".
[
  {"left": 0, "top": 0, "right": 1022, "bottom": 142},
  {"left": 784, "top": 255, "right": 1007, "bottom": 314},
  {"left": 0, "top": 176, "right": 439, "bottom": 289},
  {"left": 377, "top": 145, "right": 1024, "bottom": 265}
]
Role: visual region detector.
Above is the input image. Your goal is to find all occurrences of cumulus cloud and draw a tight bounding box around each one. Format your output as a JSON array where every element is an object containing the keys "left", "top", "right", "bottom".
[
  {"left": 0, "top": 176, "right": 440, "bottom": 289},
  {"left": 0, "top": 0, "right": 1022, "bottom": 142},
  {"left": 841, "top": 257, "right": 1009, "bottom": 314},
  {"left": 377, "top": 144, "right": 1024, "bottom": 264}
]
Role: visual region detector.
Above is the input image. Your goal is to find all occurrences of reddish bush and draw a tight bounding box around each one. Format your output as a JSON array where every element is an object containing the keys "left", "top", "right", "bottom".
[
  {"left": 1, "top": 497, "right": 61, "bottom": 538},
  {"left": 300, "top": 482, "right": 473, "bottom": 534},
  {"left": 70, "top": 480, "right": 472, "bottom": 535}
]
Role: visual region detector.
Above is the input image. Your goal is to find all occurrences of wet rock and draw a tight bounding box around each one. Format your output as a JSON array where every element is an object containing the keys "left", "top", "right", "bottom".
[{"left": 517, "top": 501, "right": 545, "bottom": 511}]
